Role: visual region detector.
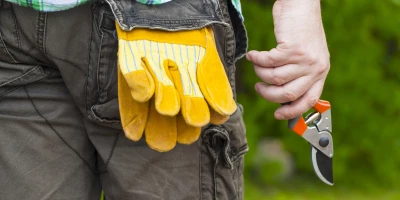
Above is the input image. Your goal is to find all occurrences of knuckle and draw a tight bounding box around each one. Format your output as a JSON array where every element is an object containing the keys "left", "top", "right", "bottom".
[
  {"left": 294, "top": 47, "right": 317, "bottom": 65},
  {"left": 265, "top": 55, "right": 277, "bottom": 67},
  {"left": 280, "top": 42, "right": 295, "bottom": 51},
  {"left": 257, "top": 69, "right": 274, "bottom": 85},
  {"left": 256, "top": 52, "right": 274, "bottom": 67},
  {"left": 285, "top": 42, "right": 305, "bottom": 57},
  {"left": 316, "top": 60, "right": 330, "bottom": 75},
  {"left": 270, "top": 70, "right": 283, "bottom": 85},
  {"left": 306, "top": 53, "right": 318, "bottom": 65},
  {"left": 283, "top": 89, "right": 298, "bottom": 102},
  {"left": 272, "top": 76, "right": 283, "bottom": 85},
  {"left": 293, "top": 46, "right": 306, "bottom": 57},
  {"left": 285, "top": 110, "right": 297, "bottom": 119}
]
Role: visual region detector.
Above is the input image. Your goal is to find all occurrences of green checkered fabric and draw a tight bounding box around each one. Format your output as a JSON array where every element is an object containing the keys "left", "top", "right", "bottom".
[{"left": 5, "top": 0, "right": 90, "bottom": 12}]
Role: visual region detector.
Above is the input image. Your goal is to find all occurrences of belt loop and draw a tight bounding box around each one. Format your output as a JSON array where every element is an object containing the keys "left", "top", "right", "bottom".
[{"left": 36, "top": 12, "right": 48, "bottom": 55}]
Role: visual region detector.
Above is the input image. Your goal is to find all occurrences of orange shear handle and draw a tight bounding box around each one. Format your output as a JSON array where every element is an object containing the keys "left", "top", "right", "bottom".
[{"left": 288, "top": 100, "right": 331, "bottom": 136}]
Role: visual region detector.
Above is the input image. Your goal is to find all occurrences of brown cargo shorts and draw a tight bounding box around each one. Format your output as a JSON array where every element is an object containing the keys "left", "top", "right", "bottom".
[{"left": 0, "top": 1, "right": 248, "bottom": 199}]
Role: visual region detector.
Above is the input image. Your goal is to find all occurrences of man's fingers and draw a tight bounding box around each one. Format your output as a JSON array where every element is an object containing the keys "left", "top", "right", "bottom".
[
  {"left": 274, "top": 79, "right": 325, "bottom": 120},
  {"left": 255, "top": 75, "right": 314, "bottom": 104},
  {"left": 254, "top": 64, "right": 309, "bottom": 86},
  {"left": 246, "top": 46, "right": 304, "bottom": 68},
  {"left": 247, "top": 49, "right": 289, "bottom": 67}
]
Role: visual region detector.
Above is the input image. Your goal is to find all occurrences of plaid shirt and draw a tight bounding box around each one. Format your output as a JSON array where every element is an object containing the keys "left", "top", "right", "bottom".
[
  {"left": 5, "top": 0, "right": 242, "bottom": 17},
  {"left": 4, "top": 0, "right": 90, "bottom": 12}
]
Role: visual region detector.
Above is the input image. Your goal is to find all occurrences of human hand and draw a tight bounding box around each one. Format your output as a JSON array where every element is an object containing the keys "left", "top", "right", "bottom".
[{"left": 246, "top": 0, "right": 330, "bottom": 120}]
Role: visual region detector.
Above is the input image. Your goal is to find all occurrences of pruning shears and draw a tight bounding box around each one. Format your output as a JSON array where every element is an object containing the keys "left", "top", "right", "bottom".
[{"left": 287, "top": 100, "right": 334, "bottom": 185}]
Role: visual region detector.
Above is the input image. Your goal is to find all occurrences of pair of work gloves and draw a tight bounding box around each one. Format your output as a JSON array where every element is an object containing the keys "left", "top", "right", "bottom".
[{"left": 116, "top": 24, "right": 237, "bottom": 152}]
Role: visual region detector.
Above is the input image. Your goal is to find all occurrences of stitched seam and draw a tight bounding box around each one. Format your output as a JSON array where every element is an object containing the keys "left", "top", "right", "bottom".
[
  {"left": 0, "top": 66, "right": 41, "bottom": 87},
  {"left": 0, "top": 32, "right": 17, "bottom": 63},
  {"left": 213, "top": 0, "right": 225, "bottom": 22},
  {"left": 1, "top": 67, "right": 50, "bottom": 97},
  {"left": 42, "top": 13, "right": 47, "bottom": 55},
  {"left": 96, "top": 12, "right": 105, "bottom": 102},
  {"left": 105, "top": 0, "right": 126, "bottom": 30},
  {"left": 90, "top": 105, "right": 120, "bottom": 123},
  {"left": 221, "top": 0, "right": 237, "bottom": 99},
  {"left": 0, "top": 86, "right": 20, "bottom": 98},
  {"left": 36, "top": 13, "right": 41, "bottom": 51},
  {"left": 85, "top": 4, "right": 96, "bottom": 119},
  {"left": 124, "top": 21, "right": 227, "bottom": 32},
  {"left": 120, "top": 16, "right": 217, "bottom": 21},
  {"left": 91, "top": 6, "right": 119, "bottom": 120},
  {"left": 23, "top": 86, "right": 96, "bottom": 174},
  {"left": 10, "top": 4, "right": 21, "bottom": 50},
  {"left": 10, "top": 5, "right": 39, "bottom": 65},
  {"left": 213, "top": 148, "right": 219, "bottom": 200},
  {"left": 36, "top": 12, "right": 47, "bottom": 54},
  {"left": 231, "top": 144, "right": 249, "bottom": 162}
]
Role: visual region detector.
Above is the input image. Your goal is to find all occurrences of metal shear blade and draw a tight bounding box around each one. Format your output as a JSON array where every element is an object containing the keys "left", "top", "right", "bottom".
[
  {"left": 288, "top": 100, "right": 334, "bottom": 186},
  {"left": 311, "top": 145, "right": 333, "bottom": 185}
]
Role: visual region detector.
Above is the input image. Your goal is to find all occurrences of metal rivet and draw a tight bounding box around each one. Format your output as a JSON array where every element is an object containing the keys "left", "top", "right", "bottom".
[{"left": 319, "top": 137, "right": 329, "bottom": 147}]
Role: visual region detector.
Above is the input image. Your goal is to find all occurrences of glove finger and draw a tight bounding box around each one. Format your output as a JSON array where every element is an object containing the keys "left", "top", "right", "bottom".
[
  {"left": 197, "top": 27, "right": 237, "bottom": 116},
  {"left": 209, "top": 105, "right": 230, "bottom": 125},
  {"left": 117, "top": 25, "right": 154, "bottom": 102},
  {"left": 176, "top": 112, "right": 201, "bottom": 145},
  {"left": 118, "top": 66, "right": 147, "bottom": 141},
  {"left": 141, "top": 40, "right": 180, "bottom": 116},
  {"left": 166, "top": 45, "right": 210, "bottom": 127},
  {"left": 145, "top": 97, "right": 177, "bottom": 152}
]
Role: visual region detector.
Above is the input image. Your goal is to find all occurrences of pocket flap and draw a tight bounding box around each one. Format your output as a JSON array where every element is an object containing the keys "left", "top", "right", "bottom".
[
  {"left": 106, "top": 0, "right": 228, "bottom": 31},
  {"left": 89, "top": 98, "right": 122, "bottom": 129},
  {"left": 0, "top": 60, "right": 50, "bottom": 87},
  {"left": 203, "top": 103, "right": 248, "bottom": 169}
]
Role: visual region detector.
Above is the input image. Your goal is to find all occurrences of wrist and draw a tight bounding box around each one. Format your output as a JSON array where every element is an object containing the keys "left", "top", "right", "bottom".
[{"left": 280, "top": 0, "right": 321, "bottom": 7}]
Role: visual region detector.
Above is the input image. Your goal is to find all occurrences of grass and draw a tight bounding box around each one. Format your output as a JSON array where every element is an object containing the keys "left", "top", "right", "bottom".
[{"left": 244, "top": 177, "right": 400, "bottom": 200}]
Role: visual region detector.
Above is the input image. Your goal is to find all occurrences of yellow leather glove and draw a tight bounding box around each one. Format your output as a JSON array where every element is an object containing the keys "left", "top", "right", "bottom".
[
  {"left": 118, "top": 66, "right": 200, "bottom": 151},
  {"left": 117, "top": 24, "right": 237, "bottom": 151}
]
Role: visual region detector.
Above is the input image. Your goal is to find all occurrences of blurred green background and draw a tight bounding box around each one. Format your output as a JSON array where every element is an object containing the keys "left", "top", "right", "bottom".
[{"left": 238, "top": 0, "right": 400, "bottom": 199}]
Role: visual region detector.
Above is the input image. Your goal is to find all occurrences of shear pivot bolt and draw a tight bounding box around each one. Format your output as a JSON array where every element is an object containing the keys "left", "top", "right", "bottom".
[{"left": 319, "top": 137, "right": 329, "bottom": 147}]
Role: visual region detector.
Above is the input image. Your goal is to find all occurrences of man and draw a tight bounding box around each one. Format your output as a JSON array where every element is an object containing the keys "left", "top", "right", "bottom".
[{"left": 0, "top": 0, "right": 330, "bottom": 199}]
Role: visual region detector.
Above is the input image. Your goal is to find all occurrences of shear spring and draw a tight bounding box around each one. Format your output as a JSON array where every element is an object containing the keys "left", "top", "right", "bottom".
[{"left": 305, "top": 112, "right": 321, "bottom": 126}]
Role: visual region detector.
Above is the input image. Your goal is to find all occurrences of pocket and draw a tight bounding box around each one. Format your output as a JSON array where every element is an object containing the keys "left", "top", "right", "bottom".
[
  {"left": 0, "top": 60, "right": 50, "bottom": 97},
  {"left": 201, "top": 103, "right": 248, "bottom": 200},
  {"left": 87, "top": 0, "right": 232, "bottom": 128},
  {"left": 106, "top": 0, "right": 228, "bottom": 31},
  {"left": 87, "top": 3, "right": 120, "bottom": 128}
]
